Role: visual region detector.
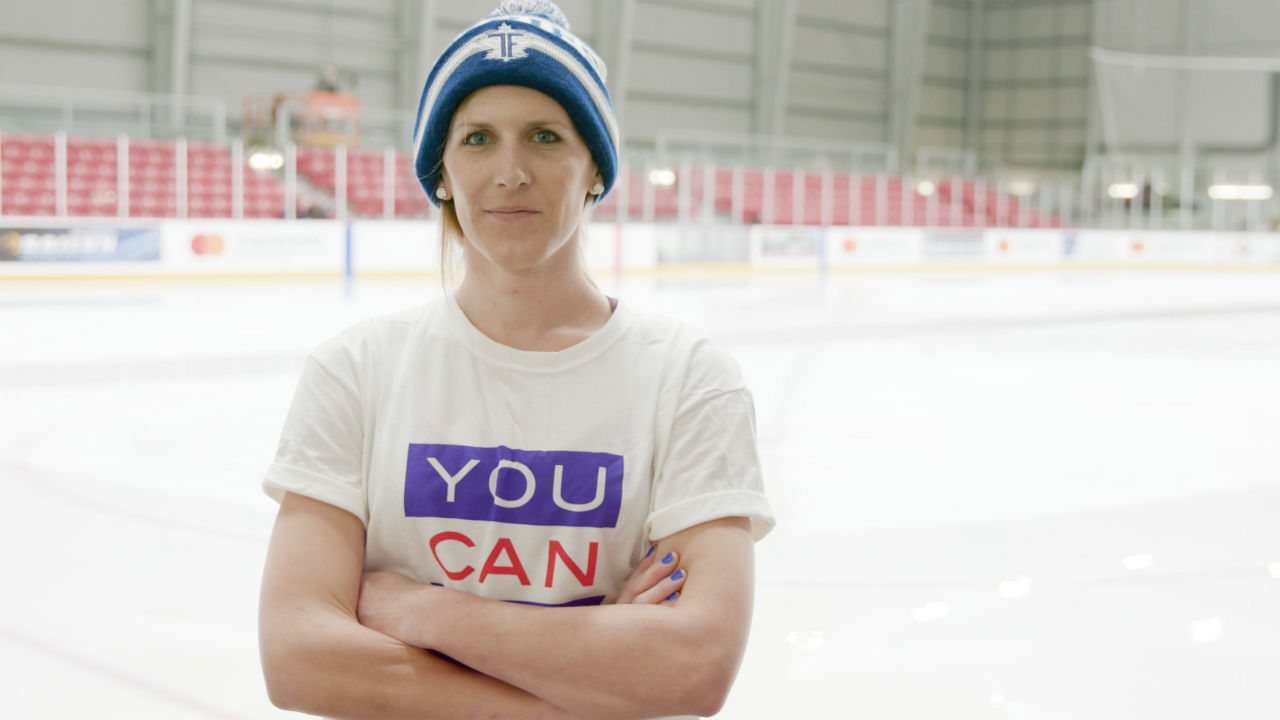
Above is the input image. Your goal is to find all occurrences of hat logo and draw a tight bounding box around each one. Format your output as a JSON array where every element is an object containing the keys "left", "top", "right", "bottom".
[{"left": 483, "top": 23, "right": 532, "bottom": 62}]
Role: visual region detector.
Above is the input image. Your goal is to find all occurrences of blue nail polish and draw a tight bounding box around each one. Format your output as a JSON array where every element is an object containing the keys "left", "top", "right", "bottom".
[
  {"left": 645, "top": 545, "right": 655, "bottom": 559},
  {"left": 671, "top": 569, "right": 686, "bottom": 581},
  {"left": 666, "top": 592, "right": 679, "bottom": 602},
  {"left": 662, "top": 552, "right": 675, "bottom": 565}
]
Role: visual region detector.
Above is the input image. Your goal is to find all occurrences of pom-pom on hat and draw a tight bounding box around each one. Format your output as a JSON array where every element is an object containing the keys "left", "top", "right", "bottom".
[{"left": 412, "top": 0, "right": 619, "bottom": 207}]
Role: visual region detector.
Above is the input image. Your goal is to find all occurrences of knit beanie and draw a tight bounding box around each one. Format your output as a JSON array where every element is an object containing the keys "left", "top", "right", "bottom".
[{"left": 412, "top": 0, "right": 620, "bottom": 207}]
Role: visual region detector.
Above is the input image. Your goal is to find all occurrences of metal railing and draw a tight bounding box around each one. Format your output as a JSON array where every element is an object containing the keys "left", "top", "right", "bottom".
[{"left": 0, "top": 83, "right": 227, "bottom": 144}]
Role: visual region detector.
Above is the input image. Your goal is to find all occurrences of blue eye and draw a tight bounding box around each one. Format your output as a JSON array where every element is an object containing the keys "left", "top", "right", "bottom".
[
  {"left": 462, "top": 131, "right": 489, "bottom": 146},
  {"left": 532, "top": 129, "right": 560, "bottom": 143}
]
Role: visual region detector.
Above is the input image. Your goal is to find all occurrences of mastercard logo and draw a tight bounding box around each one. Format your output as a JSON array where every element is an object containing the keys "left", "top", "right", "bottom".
[{"left": 191, "top": 234, "right": 225, "bottom": 255}]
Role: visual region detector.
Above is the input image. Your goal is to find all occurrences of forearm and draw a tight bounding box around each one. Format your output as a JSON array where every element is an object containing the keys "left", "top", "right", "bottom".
[
  {"left": 261, "top": 603, "right": 576, "bottom": 720},
  {"left": 422, "top": 592, "right": 739, "bottom": 720},
  {"left": 260, "top": 492, "right": 576, "bottom": 720}
]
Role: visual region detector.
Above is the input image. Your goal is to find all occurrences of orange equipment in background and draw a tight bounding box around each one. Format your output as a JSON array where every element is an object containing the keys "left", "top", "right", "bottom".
[{"left": 241, "top": 66, "right": 362, "bottom": 148}]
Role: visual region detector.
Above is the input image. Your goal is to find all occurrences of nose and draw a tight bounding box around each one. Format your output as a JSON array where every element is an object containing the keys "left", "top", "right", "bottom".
[{"left": 493, "top": 143, "right": 531, "bottom": 188}]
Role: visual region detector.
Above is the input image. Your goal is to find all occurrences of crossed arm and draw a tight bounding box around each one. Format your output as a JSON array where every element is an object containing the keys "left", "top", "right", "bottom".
[{"left": 259, "top": 491, "right": 757, "bottom": 719}]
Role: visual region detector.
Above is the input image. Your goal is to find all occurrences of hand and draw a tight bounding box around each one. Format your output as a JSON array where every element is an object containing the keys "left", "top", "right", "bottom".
[
  {"left": 615, "top": 546, "right": 688, "bottom": 606},
  {"left": 357, "top": 570, "right": 436, "bottom": 647}
]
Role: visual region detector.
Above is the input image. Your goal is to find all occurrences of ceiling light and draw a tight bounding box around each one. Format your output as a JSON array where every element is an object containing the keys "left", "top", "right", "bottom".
[
  {"left": 1207, "top": 184, "right": 1273, "bottom": 200},
  {"left": 248, "top": 149, "right": 285, "bottom": 171},
  {"left": 1007, "top": 180, "right": 1036, "bottom": 197},
  {"left": 647, "top": 169, "right": 676, "bottom": 186},
  {"left": 1108, "top": 182, "right": 1140, "bottom": 200}
]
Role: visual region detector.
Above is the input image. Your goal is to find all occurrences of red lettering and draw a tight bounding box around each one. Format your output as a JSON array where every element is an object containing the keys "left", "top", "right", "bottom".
[
  {"left": 479, "top": 537, "right": 531, "bottom": 585},
  {"left": 429, "top": 531, "right": 476, "bottom": 581},
  {"left": 545, "top": 540, "right": 598, "bottom": 588}
]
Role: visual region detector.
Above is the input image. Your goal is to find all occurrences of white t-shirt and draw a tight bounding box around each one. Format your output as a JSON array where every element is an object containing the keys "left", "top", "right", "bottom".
[{"left": 263, "top": 293, "right": 773, "bottom": 710}]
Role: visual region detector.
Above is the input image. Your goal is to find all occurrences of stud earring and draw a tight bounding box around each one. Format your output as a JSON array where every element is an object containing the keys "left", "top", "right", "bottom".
[
  {"left": 591, "top": 182, "right": 605, "bottom": 196},
  {"left": 435, "top": 187, "right": 450, "bottom": 201}
]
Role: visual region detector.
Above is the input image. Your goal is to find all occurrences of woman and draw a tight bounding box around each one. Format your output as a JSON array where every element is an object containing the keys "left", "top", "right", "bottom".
[{"left": 258, "top": 2, "right": 774, "bottom": 718}]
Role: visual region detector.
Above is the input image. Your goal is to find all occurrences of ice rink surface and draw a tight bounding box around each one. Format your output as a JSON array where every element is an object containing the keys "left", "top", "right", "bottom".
[{"left": 2, "top": 267, "right": 1278, "bottom": 719}]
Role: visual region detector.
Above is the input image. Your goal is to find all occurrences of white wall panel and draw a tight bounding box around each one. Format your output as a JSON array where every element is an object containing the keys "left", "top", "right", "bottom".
[
  {"left": 985, "top": 7, "right": 1014, "bottom": 41},
  {"left": 624, "top": 99, "right": 751, "bottom": 145},
  {"left": 1054, "top": 88, "right": 1089, "bottom": 123},
  {"left": 433, "top": 0, "right": 595, "bottom": 29},
  {"left": 916, "top": 124, "right": 964, "bottom": 149},
  {"left": 191, "top": 64, "right": 315, "bottom": 104},
  {"left": 1093, "top": 0, "right": 1277, "bottom": 153},
  {"left": 0, "top": 0, "right": 149, "bottom": 92},
  {"left": 680, "top": 0, "right": 755, "bottom": 11},
  {"left": 1057, "top": 126, "right": 1086, "bottom": 149},
  {"left": 193, "top": 3, "right": 390, "bottom": 37},
  {"left": 929, "top": 5, "right": 968, "bottom": 40},
  {"left": 985, "top": 48, "right": 1013, "bottom": 81},
  {"left": 1010, "top": 126, "right": 1052, "bottom": 149},
  {"left": 628, "top": 50, "right": 753, "bottom": 103},
  {"left": 983, "top": 89, "right": 1010, "bottom": 121},
  {"left": 1016, "top": 6, "right": 1057, "bottom": 36},
  {"left": 1060, "top": 4, "right": 1091, "bottom": 35},
  {"left": 783, "top": 114, "right": 886, "bottom": 144},
  {"left": 1017, "top": 89, "right": 1061, "bottom": 122},
  {"left": 925, "top": 46, "right": 967, "bottom": 80},
  {"left": 631, "top": 3, "right": 754, "bottom": 56},
  {"left": 1011, "top": 48, "right": 1054, "bottom": 80},
  {"left": 921, "top": 85, "right": 965, "bottom": 119},
  {"left": 800, "top": 0, "right": 889, "bottom": 26},
  {"left": 1057, "top": 47, "right": 1088, "bottom": 77},
  {"left": 792, "top": 26, "right": 889, "bottom": 70},
  {"left": 0, "top": 0, "right": 149, "bottom": 48},
  {"left": 790, "top": 71, "right": 887, "bottom": 110},
  {"left": 0, "top": 45, "right": 148, "bottom": 92},
  {"left": 1200, "top": 0, "right": 1280, "bottom": 51},
  {"left": 327, "top": 0, "right": 398, "bottom": 14},
  {"left": 435, "top": 0, "right": 492, "bottom": 26},
  {"left": 1095, "top": 1, "right": 1181, "bottom": 49},
  {"left": 1187, "top": 73, "right": 1271, "bottom": 147}
]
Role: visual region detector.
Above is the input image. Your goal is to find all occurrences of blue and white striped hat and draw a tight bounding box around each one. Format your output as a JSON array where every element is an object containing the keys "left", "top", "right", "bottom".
[{"left": 412, "top": 0, "right": 620, "bottom": 207}]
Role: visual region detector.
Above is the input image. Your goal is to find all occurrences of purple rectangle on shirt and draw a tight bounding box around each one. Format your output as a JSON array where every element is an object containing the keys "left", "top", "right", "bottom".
[{"left": 405, "top": 443, "right": 624, "bottom": 528}]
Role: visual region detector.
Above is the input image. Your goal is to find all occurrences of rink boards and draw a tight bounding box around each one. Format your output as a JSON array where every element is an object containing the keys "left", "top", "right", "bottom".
[{"left": 2, "top": 218, "right": 1279, "bottom": 278}]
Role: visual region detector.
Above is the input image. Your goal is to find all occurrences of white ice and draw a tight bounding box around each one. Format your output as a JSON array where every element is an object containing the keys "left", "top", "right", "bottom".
[{"left": 1, "top": 267, "right": 1278, "bottom": 719}]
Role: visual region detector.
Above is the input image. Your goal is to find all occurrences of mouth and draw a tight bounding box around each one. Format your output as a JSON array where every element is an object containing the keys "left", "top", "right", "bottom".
[{"left": 485, "top": 207, "right": 540, "bottom": 221}]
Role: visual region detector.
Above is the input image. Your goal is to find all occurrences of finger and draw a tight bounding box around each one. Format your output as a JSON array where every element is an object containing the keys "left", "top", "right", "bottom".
[
  {"left": 616, "top": 546, "right": 667, "bottom": 603},
  {"left": 618, "top": 549, "right": 680, "bottom": 604},
  {"left": 632, "top": 545, "right": 657, "bottom": 574},
  {"left": 630, "top": 567, "right": 688, "bottom": 606}
]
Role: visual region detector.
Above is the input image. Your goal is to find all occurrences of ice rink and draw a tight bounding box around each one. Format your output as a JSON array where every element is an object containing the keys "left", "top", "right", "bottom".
[{"left": 2, "top": 266, "right": 1278, "bottom": 719}]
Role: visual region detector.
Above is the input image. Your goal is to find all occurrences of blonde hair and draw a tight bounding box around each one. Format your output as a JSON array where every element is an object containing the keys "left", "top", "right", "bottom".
[{"left": 438, "top": 199, "right": 466, "bottom": 291}]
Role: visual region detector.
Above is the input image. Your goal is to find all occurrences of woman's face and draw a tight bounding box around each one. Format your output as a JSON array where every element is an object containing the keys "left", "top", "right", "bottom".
[{"left": 440, "top": 85, "right": 600, "bottom": 276}]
